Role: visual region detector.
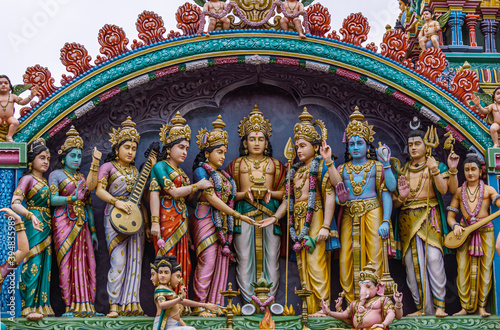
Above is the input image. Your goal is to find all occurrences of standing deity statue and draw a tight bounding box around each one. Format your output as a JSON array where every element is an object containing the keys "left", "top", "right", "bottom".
[
  {"left": 49, "top": 126, "right": 99, "bottom": 317},
  {"left": 394, "top": 125, "right": 459, "bottom": 316},
  {"left": 334, "top": 107, "right": 397, "bottom": 304},
  {"left": 446, "top": 152, "right": 497, "bottom": 318},
  {"left": 226, "top": 105, "right": 286, "bottom": 303},
  {"left": 10, "top": 139, "right": 52, "bottom": 320},
  {"left": 95, "top": 117, "right": 145, "bottom": 317},
  {"left": 262, "top": 108, "right": 340, "bottom": 315},
  {"left": 191, "top": 115, "right": 254, "bottom": 316},
  {"left": 150, "top": 112, "right": 211, "bottom": 293}
]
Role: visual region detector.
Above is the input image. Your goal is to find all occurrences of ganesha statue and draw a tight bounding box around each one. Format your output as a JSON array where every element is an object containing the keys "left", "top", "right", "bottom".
[{"left": 321, "top": 262, "right": 402, "bottom": 330}]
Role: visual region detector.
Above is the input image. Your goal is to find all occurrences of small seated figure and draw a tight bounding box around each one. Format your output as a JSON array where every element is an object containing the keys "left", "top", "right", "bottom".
[
  {"left": 203, "top": 0, "right": 230, "bottom": 35},
  {"left": 0, "top": 75, "right": 39, "bottom": 142},
  {"left": 471, "top": 87, "right": 500, "bottom": 148},
  {"left": 321, "top": 263, "right": 400, "bottom": 330},
  {"left": 277, "top": 0, "right": 306, "bottom": 39},
  {"left": 418, "top": 9, "right": 440, "bottom": 50}
]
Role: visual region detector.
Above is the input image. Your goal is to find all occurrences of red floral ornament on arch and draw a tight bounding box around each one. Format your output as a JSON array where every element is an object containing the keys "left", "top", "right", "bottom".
[
  {"left": 95, "top": 24, "right": 129, "bottom": 65},
  {"left": 23, "top": 64, "right": 58, "bottom": 101},
  {"left": 340, "top": 12, "right": 370, "bottom": 47},
  {"left": 414, "top": 47, "right": 447, "bottom": 82},
  {"left": 176, "top": 2, "right": 202, "bottom": 36},
  {"left": 306, "top": 3, "right": 331, "bottom": 37},
  {"left": 136, "top": 10, "right": 166, "bottom": 45},
  {"left": 451, "top": 69, "right": 480, "bottom": 111},
  {"left": 60, "top": 42, "right": 94, "bottom": 85}
]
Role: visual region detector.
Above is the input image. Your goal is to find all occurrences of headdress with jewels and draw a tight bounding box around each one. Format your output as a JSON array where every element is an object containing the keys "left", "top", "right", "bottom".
[
  {"left": 196, "top": 115, "right": 229, "bottom": 150},
  {"left": 58, "top": 126, "right": 84, "bottom": 154},
  {"left": 359, "top": 262, "right": 380, "bottom": 285},
  {"left": 28, "top": 138, "right": 46, "bottom": 152},
  {"left": 238, "top": 105, "right": 272, "bottom": 139},
  {"left": 344, "top": 106, "right": 375, "bottom": 143},
  {"left": 160, "top": 112, "right": 191, "bottom": 145},
  {"left": 293, "top": 107, "right": 327, "bottom": 143},
  {"left": 109, "top": 116, "right": 141, "bottom": 146}
]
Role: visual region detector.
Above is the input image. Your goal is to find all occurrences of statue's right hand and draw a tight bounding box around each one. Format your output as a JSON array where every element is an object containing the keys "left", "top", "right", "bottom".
[
  {"left": 453, "top": 225, "right": 465, "bottom": 239},
  {"left": 335, "top": 297, "right": 343, "bottom": 311},
  {"left": 92, "top": 147, "right": 102, "bottom": 161},
  {"left": 321, "top": 300, "right": 331, "bottom": 315},
  {"left": 471, "top": 95, "right": 480, "bottom": 107},
  {"left": 151, "top": 222, "right": 160, "bottom": 238},
  {"left": 245, "top": 188, "right": 255, "bottom": 202},
  {"left": 240, "top": 215, "right": 256, "bottom": 226},
  {"left": 0, "top": 208, "right": 21, "bottom": 222},
  {"left": 197, "top": 178, "right": 213, "bottom": 190},
  {"left": 115, "top": 201, "right": 132, "bottom": 214},
  {"left": 335, "top": 182, "right": 349, "bottom": 204},
  {"left": 398, "top": 176, "right": 409, "bottom": 199}
]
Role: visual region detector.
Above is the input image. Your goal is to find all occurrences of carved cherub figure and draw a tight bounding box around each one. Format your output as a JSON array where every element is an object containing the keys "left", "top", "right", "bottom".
[
  {"left": 277, "top": 0, "right": 306, "bottom": 39},
  {"left": 0, "top": 75, "right": 39, "bottom": 142},
  {"left": 203, "top": 0, "right": 230, "bottom": 35},
  {"left": 418, "top": 9, "right": 440, "bottom": 50},
  {"left": 472, "top": 87, "right": 500, "bottom": 148}
]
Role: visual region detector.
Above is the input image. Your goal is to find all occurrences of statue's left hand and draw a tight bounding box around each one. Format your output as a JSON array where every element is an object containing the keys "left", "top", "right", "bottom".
[
  {"left": 447, "top": 151, "right": 459, "bottom": 171},
  {"left": 91, "top": 232, "right": 98, "bottom": 250},
  {"left": 376, "top": 143, "right": 391, "bottom": 166},
  {"left": 76, "top": 180, "right": 88, "bottom": 200},
  {"left": 145, "top": 226, "right": 152, "bottom": 242},
  {"left": 30, "top": 85, "right": 40, "bottom": 98},
  {"left": 378, "top": 221, "right": 390, "bottom": 239},
  {"left": 320, "top": 140, "right": 332, "bottom": 162},
  {"left": 320, "top": 300, "right": 331, "bottom": 315},
  {"left": 317, "top": 227, "right": 330, "bottom": 242},
  {"left": 371, "top": 323, "right": 385, "bottom": 329},
  {"left": 257, "top": 216, "right": 276, "bottom": 228}
]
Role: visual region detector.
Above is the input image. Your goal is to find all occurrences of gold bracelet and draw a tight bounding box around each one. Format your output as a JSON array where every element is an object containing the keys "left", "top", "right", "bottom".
[
  {"left": 395, "top": 303, "right": 403, "bottom": 309},
  {"left": 90, "top": 163, "right": 99, "bottom": 172},
  {"left": 151, "top": 216, "right": 160, "bottom": 223},
  {"left": 383, "top": 165, "right": 391, "bottom": 169},
  {"left": 431, "top": 169, "right": 440, "bottom": 176},
  {"left": 15, "top": 222, "right": 26, "bottom": 232},
  {"left": 66, "top": 196, "right": 74, "bottom": 204},
  {"left": 397, "top": 196, "right": 406, "bottom": 204},
  {"left": 192, "top": 184, "right": 198, "bottom": 193},
  {"left": 336, "top": 307, "right": 342, "bottom": 312},
  {"left": 325, "top": 159, "right": 334, "bottom": 168},
  {"left": 109, "top": 197, "right": 117, "bottom": 206},
  {"left": 448, "top": 169, "right": 458, "bottom": 175},
  {"left": 272, "top": 216, "right": 279, "bottom": 225},
  {"left": 89, "top": 226, "right": 96, "bottom": 233},
  {"left": 26, "top": 211, "right": 33, "bottom": 220},
  {"left": 233, "top": 211, "right": 241, "bottom": 220},
  {"left": 321, "top": 225, "right": 330, "bottom": 230}
]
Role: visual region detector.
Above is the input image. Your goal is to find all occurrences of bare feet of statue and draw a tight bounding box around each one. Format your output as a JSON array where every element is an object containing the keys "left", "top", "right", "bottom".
[
  {"left": 25, "top": 312, "right": 43, "bottom": 320},
  {"left": 478, "top": 307, "right": 491, "bottom": 318},
  {"left": 435, "top": 307, "right": 448, "bottom": 317},
  {"left": 299, "top": 32, "right": 306, "bottom": 39},
  {"left": 106, "top": 311, "right": 119, "bottom": 318},
  {"left": 407, "top": 310, "right": 423, "bottom": 317},
  {"left": 494, "top": 144, "right": 499, "bottom": 148},
  {"left": 453, "top": 308, "right": 467, "bottom": 316},
  {"left": 199, "top": 311, "right": 215, "bottom": 317}
]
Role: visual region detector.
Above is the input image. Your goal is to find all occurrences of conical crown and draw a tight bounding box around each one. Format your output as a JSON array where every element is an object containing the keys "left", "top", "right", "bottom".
[
  {"left": 293, "top": 107, "right": 327, "bottom": 143},
  {"left": 345, "top": 106, "right": 375, "bottom": 143},
  {"left": 196, "top": 115, "right": 229, "bottom": 150},
  {"left": 159, "top": 112, "right": 191, "bottom": 145},
  {"left": 59, "top": 126, "right": 84, "bottom": 154},
  {"left": 109, "top": 116, "right": 141, "bottom": 146},
  {"left": 238, "top": 105, "right": 272, "bottom": 138}
]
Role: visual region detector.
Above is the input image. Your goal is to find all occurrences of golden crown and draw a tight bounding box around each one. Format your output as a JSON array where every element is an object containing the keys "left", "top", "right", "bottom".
[
  {"left": 196, "top": 115, "right": 229, "bottom": 150},
  {"left": 58, "top": 126, "right": 84, "bottom": 154},
  {"left": 345, "top": 107, "right": 375, "bottom": 143},
  {"left": 238, "top": 105, "right": 272, "bottom": 138},
  {"left": 29, "top": 138, "right": 46, "bottom": 152},
  {"left": 160, "top": 112, "right": 191, "bottom": 145},
  {"left": 109, "top": 116, "right": 141, "bottom": 146},
  {"left": 293, "top": 107, "right": 327, "bottom": 143},
  {"left": 359, "top": 262, "right": 380, "bottom": 285}
]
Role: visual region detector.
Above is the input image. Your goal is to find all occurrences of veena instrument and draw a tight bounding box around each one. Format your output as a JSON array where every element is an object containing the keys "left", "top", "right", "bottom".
[
  {"left": 444, "top": 209, "right": 500, "bottom": 249},
  {"left": 110, "top": 142, "right": 159, "bottom": 235}
]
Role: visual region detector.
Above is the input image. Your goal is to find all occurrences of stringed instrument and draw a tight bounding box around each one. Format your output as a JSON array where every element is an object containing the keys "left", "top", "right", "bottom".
[
  {"left": 444, "top": 209, "right": 500, "bottom": 249},
  {"left": 110, "top": 142, "right": 160, "bottom": 235}
]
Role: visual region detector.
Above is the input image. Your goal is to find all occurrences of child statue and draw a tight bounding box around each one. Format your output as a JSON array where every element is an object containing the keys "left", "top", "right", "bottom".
[
  {"left": 0, "top": 208, "right": 29, "bottom": 290},
  {"left": 49, "top": 126, "right": 99, "bottom": 317},
  {"left": 418, "top": 9, "right": 440, "bottom": 50},
  {"left": 471, "top": 87, "right": 500, "bottom": 148},
  {"left": 191, "top": 115, "right": 254, "bottom": 316},
  {"left": 95, "top": 117, "right": 145, "bottom": 317},
  {"left": 446, "top": 151, "right": 499, "bottom": 318},
  {"left": 0, "top": 75, "right": 39, "bottom": 142},
  {"left": 261, "top": 108, "right": 340, "bottom": 315},
  {"left": 10, "top": 139, "right": 52, "bottom": 320},
  {"left": 277, "top": 0, "right": 306, "bottom": 38},
  {"left": 321, "top": 263, "right": 401, "bottom": 329},
  {"left": 203, "top": 0, "right": 230, "bottom": 35}
]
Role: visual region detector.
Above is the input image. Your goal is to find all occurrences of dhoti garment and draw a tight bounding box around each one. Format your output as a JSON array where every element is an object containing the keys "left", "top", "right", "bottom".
[
  {"left": 456, "top": 217, "right": 494, "bottom": 313},
  {"left": 340, "top": 197, "right": 395, "bottom": 303},
  {"left": 294, "top": 199, "right": 330, "bottom": 313},
  {"left": 399, "top": 198, "right": 446, "bottom": 315},
  {"left": 233, "top": 199, "right": 281, "bottom": 302}
]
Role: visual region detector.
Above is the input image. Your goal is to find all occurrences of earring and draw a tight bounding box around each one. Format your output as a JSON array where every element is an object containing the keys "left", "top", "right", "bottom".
[
  {"left": 245, "top": 148, "right": 248, "bottom": 155},
  {"left": 265, "top": 147, "right": 268, "bottom": 155},
  {"left": 116, "top": 155, "right": 119, "bottom": 160},
  {"left": 166, "top": 150, "right": 171, "bottom": 159},
  {"left": 28, "top": 162, "right": 32, "bottom": 171},
  {"left": 62, "top": 160, "right": 65, "bottom": 165}
]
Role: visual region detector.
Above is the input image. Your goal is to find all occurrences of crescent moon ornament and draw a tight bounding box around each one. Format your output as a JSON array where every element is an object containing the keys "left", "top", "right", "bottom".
[{"left": 409, "top": 116, "right": 421, "bottom": 130}]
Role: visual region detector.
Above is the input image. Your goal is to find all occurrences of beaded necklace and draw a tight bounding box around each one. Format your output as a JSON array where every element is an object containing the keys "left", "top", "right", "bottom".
[
  {"left": 243, "top": 156, "right": 269, "bottom": 183},
  {"left": 112, "top": 161, "right": 138, "bottom": 192},
  {"left": 0, "top": 93, "right": 10, "bottom": 112},
  {"left": 462, "top": 180, "right": 484, "bottom": 218}
]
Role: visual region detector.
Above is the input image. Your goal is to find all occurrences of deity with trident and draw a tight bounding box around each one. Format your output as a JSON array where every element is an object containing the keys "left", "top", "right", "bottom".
[{"left": 393, "top": 120, "right": 459, "bottom": 316}]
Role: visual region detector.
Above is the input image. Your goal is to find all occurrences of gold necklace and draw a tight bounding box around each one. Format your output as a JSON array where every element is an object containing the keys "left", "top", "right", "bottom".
[
  {"left": 165, "top": 160, "right": 190, "bottom": 186},
  {"left": 288, "top": 1, "right": 298, "bottom": 13},
  {"left": 294, "top": 164, "right": 310, "bottom": 199},
  {"left": 407, "top": 168, "right": 425, "bottom": 198},
  {"left": 62, "top": 169, "right": 82, "bottom": 188},
  {"left": 243, "top": 157, "right": 269, "bottom": 183},
  {"left": 212, "top": 1, "right": 222, "bottom": 13},
  {"left": 112, "top": 161, "right": 138, "bottom": 192},
  {"left": 0, "top": 93, "right": 10, "bottom": 111},
  {"left": 466, "top": 184, "right": 480, "bottom": 203},
  {"left": 345, "top": 160, "right": 374, "bottom": 195}
]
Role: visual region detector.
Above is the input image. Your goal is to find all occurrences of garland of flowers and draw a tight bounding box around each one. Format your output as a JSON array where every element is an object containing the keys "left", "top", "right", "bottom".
[
  {"left": 197, "top": 0, "right": 310, "bottom": 35},
  {"left": 287, "top": 155, "right": 322, "bottom": 252},
  {"left": 461, "top": 179, "right": 484, "bottom": 221},
  {"left": 201, "top": 162, "right": 236, "bottom": 256},
  {"left": 251, "top": 295, "right": 275, "bottom": 311}
]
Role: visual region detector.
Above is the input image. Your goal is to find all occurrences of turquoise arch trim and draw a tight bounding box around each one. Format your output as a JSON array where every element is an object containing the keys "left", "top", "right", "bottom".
[{"left": 14, "top": 31, "right": 490, "bottom": 154}]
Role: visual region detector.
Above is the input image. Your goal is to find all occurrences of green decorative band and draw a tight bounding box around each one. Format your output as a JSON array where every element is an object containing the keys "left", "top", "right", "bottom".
[{"left": 13, "top": 34, "right": 490, "bottom": 154}]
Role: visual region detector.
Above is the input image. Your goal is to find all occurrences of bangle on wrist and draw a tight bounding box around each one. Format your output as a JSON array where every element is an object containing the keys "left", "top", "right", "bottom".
[
  {"left": 15, "top": 222, "right": 26, "bottom": 232},
  {"left": 397, "top": 196, "right": 406, "bottom": 204},
  {"left": 66, "top": 196, "right": 74, "bottom": 204},
  {"left": 90, "top": 163, "right": 99, "bottom": 172},
  {"left": 448, "top": 168, "right": 458, "bottom": 175},
  {"left": 109, "top": 197, "right": 117, "bottom": 206},
  {"left": 233, "top": 211, "right": 241, "bottom": 220},
  {"left": 321, "top": 224, "right": 330, "bottom": 230},
  {"left": 382, "top": 219, "right": 390, "bottom": 224},
  {"left": 26, "top": 211, "right": 33, "bottom": 220},
  {"left": 151, "top": 216, "right": 160, "bottom": 223},
  {"left": 272, "top": 216, "right": 279, "bottom": 225},
  {"left": 383, "top": 165, "right": 391, "bottom": 169},
  {"left": 192, "top": 184, "right": 198, "bottom": 193},
  {"left": 90, "top": 226, "right": 96, "bottom": 233},
  {"left": 395, "top": 302, "right": 403, "bottom": 309},
  {"left": 325, "top": 159, "right": 334, "bottom": 168},
  {"left": 431, "top": 169, "right": 440, "bottom": 176},
  {"left": 452, "top": 222, "right": 460, "bottom": 229}
]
